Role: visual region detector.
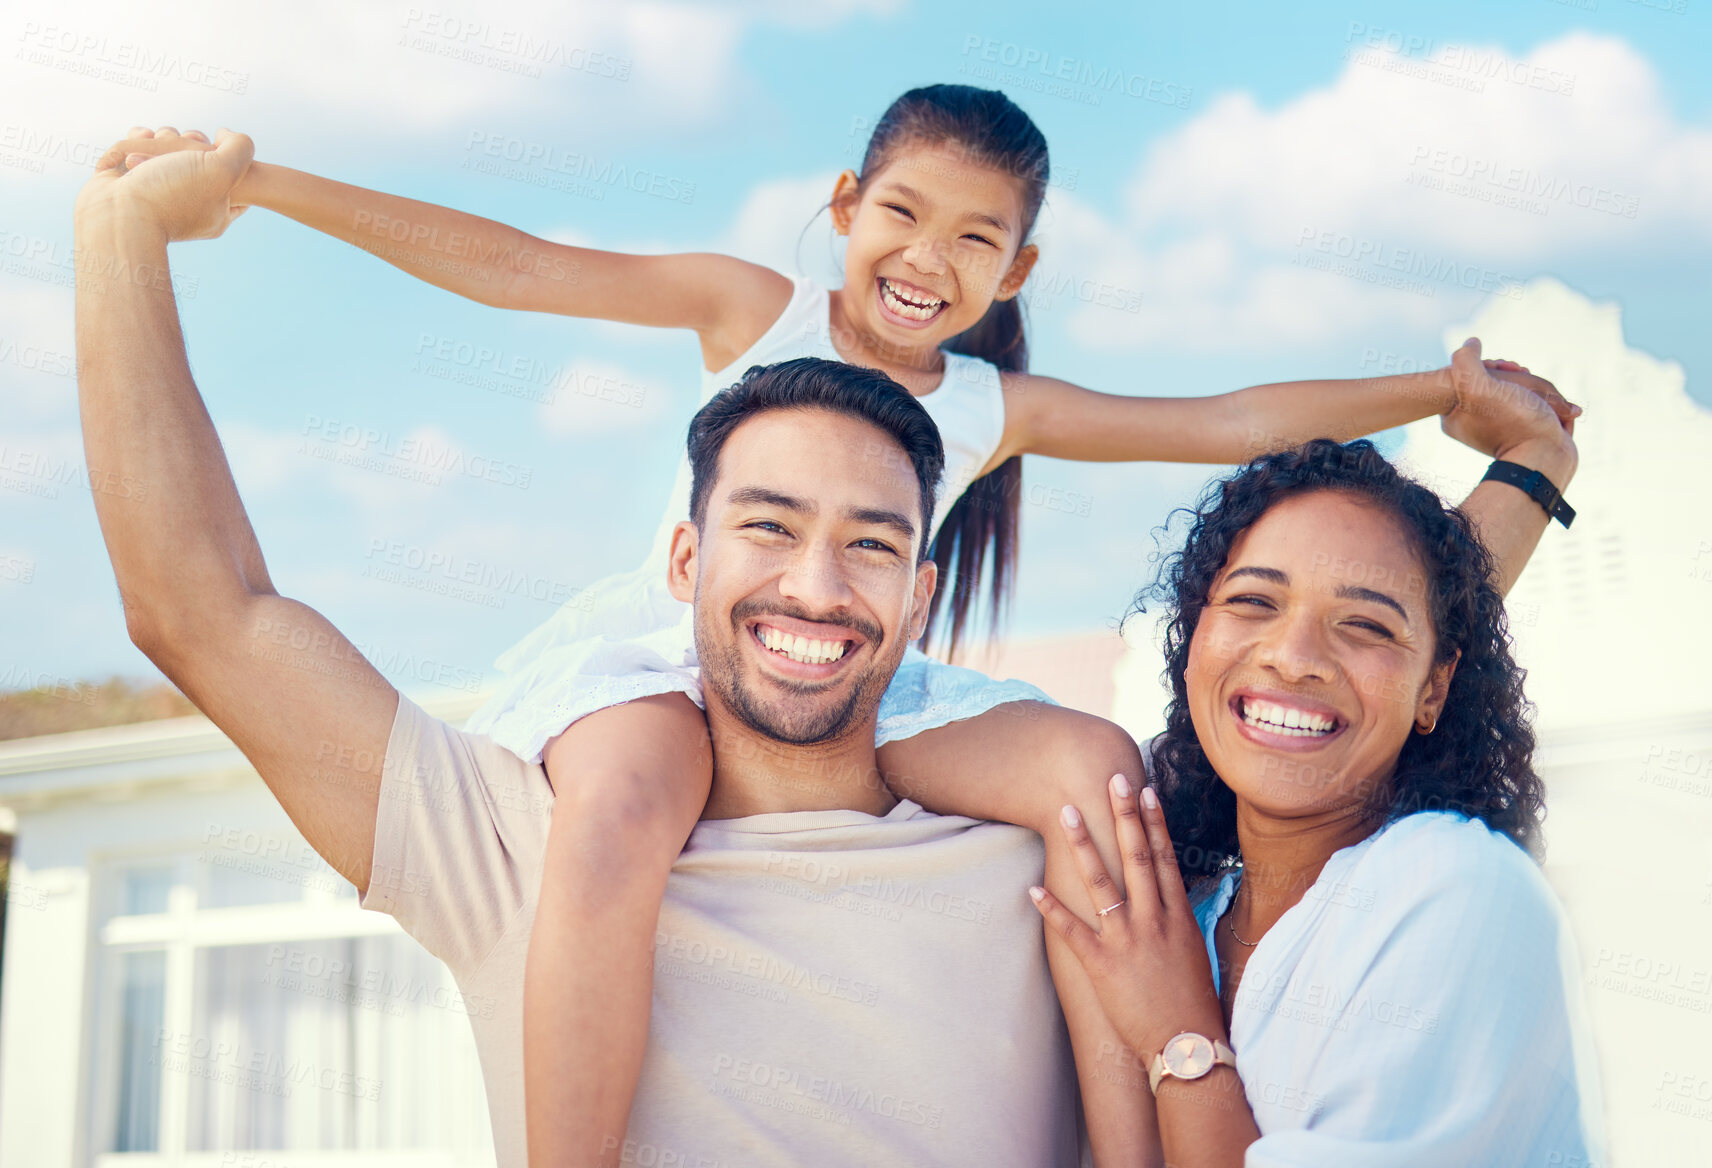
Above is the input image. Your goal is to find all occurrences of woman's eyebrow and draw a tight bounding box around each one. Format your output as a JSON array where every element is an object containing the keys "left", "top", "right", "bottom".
[{"left": 1225, "top": 565, "right": 1408, "bottom": 621}]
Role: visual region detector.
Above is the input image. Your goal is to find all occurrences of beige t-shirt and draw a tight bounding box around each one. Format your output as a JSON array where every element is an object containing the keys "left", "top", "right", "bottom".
[{"left": 359, "top": 694, "right": 1083, "bottom": 1168}]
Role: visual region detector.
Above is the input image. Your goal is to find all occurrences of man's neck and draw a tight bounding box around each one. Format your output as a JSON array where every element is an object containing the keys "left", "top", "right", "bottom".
[{"left": 700, "top": 706, "right": 898, "bottom": 821}]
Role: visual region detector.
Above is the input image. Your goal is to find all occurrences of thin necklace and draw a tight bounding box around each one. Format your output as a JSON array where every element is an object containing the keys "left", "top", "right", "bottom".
[{"left": 1225, "top": 884, "right": 1260, "bottom": 949}]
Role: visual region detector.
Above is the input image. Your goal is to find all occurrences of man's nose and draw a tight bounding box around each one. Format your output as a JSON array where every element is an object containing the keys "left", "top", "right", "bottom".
[{"left": 776, "top": 545, "right": 856, "bottom": 610}]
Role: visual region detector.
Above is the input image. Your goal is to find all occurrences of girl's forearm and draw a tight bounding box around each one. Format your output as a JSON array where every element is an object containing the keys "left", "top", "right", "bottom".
[
  {"left": 239, "top": 161, "right": 544, "bottom": 307},
  {"left": 1221, "top": 370, "right": 1455, "bottom": 459}
]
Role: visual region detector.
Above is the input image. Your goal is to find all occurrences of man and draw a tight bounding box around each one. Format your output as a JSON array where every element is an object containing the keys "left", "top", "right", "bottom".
[
  {"left": 73, "top": 128, "right": 1093, "bottom": 1168},
  {"left": 73, "top": 126, "right": 1579, "bottom": 1168}
]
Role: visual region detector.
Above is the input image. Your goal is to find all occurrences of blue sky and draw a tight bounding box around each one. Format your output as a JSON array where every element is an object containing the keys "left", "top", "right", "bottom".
[{"left": 2, "top": 0, "right": 1708, "bottom": 696}]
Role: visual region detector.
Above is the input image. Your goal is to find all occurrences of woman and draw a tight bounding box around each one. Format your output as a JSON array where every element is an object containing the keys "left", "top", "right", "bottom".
[{"left": 1030, "top": 438, "right": 1606, "bottom": 1166}]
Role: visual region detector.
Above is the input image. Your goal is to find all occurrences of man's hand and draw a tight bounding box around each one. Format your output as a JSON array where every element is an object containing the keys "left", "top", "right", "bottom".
[
  {"left": 1442, "top": 337, "right": 1578, "bottom": 485},
  {"left": 76, "top": 126, "right": 252, "bottom": 242}
]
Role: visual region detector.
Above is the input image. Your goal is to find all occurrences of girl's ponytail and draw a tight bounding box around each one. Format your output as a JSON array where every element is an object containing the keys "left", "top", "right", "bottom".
[{"left": 928, "top": 296, "right": 1027, "bottom": 659}]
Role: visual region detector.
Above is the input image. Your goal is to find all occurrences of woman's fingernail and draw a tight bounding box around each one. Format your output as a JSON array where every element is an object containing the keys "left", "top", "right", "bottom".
[
  {"left": 1142, "top": 786, "right": 1159, "bottom": 810},
  {"left": 1029, "top": 886, "right": 1046, "bottom": 903},
  {"left": 1061, "top": 805, "right": 1081, "bottom": 829},
  {"left": 1111, "top": 773, "right": 1131, "bottom": 798}
]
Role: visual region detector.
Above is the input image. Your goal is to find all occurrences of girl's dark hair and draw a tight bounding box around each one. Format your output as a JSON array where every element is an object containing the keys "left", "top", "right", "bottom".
[
  {"left": 1129, "top": 439, "right": 1545, "bottom": 878},
  {"left": 853, "top": 84, "right": 1050, "bottom": 659},
  {"left": 687, "top": 357, "right": 945, "bottom": 556}
]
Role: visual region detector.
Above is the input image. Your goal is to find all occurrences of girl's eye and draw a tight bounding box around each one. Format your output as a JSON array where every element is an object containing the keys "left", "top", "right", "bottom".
[
  {"left": 882, "top": 203, "right": 914, "bottom": 219},
  {"left": 963, "top": 233, "right": 997, "bottom": 247}
]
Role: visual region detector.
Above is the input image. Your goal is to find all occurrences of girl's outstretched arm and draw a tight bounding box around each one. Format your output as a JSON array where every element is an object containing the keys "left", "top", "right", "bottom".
[
  {"left": 991, "top": 346, "right": 1577, "bottom": 468},
  {"left": 111, "top": 130, "right": 790, "bottom": 371}
]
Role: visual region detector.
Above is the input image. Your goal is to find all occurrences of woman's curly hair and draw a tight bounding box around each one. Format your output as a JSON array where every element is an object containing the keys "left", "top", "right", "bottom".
[{"left": 1128, "top": 438, "right": 1546, "bottom": 879}]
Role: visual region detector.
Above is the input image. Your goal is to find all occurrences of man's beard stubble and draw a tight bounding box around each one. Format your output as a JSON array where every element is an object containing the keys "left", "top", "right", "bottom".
[{"left": 694, "top": 594, "right": 896, "bottom": 746}]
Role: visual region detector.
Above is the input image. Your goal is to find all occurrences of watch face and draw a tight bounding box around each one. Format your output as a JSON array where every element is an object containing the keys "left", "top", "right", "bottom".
[{"left": 1162, "top": 1033, "right": 1215, "bottom": 1079}]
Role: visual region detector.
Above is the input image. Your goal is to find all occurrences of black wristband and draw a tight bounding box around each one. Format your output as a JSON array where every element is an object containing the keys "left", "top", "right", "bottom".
[{"left": 1481, "top": 460, "right": 1575, "bottom": 528}]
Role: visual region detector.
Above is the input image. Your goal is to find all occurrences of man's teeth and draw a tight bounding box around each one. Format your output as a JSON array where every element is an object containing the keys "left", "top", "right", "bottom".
[
  {"left": 1241, "top": 698, "right": 1335, "bottom": 737},
  {"left": 759, "top": 625, "right": 849, "bottom": 665},
  {"left": 881, "top": 278, "right": 945, "bottom": 321}
]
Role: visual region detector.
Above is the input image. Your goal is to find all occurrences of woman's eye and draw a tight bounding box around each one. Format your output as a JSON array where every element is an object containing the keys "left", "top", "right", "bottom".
[
  {"left": 1225, "top": 594, "right": 1271, "bottom": 609},
  {"left": 1349, "top": 619, "right": 1394, "bottom": 639}
]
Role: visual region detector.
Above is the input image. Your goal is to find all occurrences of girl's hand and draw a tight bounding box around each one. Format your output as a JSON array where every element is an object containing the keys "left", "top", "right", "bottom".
[{"left": 1030, "top": 775, "right": 1228, "bottom": 1063}]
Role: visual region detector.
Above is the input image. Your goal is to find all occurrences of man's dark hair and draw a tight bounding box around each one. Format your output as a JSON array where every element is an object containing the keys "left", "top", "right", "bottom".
[{"left": 687, "top": 357, "right": 946, "bottom": 560}]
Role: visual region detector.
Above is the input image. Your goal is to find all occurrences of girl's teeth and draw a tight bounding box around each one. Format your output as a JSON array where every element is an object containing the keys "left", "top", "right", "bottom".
[{"left": 881, "top": 279, "right": 945, "bottom": 321}]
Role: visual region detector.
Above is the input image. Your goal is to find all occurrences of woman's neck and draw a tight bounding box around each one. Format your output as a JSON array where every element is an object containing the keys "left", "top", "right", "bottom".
[{"left": 1229, "top": 801, "right": 1381, "bottom": 939}]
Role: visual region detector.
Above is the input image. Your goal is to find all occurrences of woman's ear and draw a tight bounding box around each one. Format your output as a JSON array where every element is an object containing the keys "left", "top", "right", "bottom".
[
  {"left": 829, "top": 170, "right": 861, "bottom": 236},
  {"left": 994, "top": 242, "right": 1040, "bottom": 301},
  {"left": 666, "top": 520, "right": 700, "bottom": 604},
  {"left": 1415, "top": 649, "right": 1461, "bottom": 734}
]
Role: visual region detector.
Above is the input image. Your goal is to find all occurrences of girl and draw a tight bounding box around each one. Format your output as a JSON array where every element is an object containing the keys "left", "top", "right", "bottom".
[{"left": 122, "top": 86, "right": 1573, "bottom": 1166}]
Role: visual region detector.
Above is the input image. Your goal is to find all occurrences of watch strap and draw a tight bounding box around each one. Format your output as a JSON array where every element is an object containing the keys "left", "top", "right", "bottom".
[{"left": 1482, "top": 459, "right": 1575, "bottom": 528}]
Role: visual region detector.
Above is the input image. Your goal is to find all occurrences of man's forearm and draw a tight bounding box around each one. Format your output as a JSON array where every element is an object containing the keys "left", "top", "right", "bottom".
[{"left": 74, "top": 210, "right": 269, "bottom": 645}]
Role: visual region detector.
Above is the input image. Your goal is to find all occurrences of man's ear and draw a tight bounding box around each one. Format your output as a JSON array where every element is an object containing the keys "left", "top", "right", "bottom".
[
  {"left": 829, "top": 170, "right": 861, "bottom": 236},
  {"left": 994, "top": 242, "right": 1039, "bottom": 302},
  {"left": 1415, "top": 649, "right": 1461, "bottom": 733},
  {"left": 906, "top": 558, "right": 939, "bottom": 644},
  {"left": 666, "top": 520, "right": 700, "bottom": 604}
]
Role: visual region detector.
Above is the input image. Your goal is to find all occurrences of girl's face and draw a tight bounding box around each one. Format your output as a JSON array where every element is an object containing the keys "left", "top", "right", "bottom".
[
  {"left": 1184, "top": 490, "right": 1459, "bottom": 823},
  {"left": 830, "top": 140, "right": 1039, "bottom": 354}
]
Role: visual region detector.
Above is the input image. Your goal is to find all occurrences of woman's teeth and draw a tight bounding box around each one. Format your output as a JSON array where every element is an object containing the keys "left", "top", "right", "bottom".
[
  {"left": 880, "top": 278, "right": 946, "bottom": 321},
  {"left": 758, "top": 625, "right": 849, "bottom": 665},
  {"left": 1241, "top": 698, "right": 1336, "bottom": 737}
]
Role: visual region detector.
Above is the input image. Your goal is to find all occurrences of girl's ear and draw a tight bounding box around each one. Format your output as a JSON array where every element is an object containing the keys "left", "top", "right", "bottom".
[
  {"left": 829, "top": 170, "right": 861, "bottom": 235},
  {"left": 994, "top": 243, "right": 1039, "bottom": 301}
]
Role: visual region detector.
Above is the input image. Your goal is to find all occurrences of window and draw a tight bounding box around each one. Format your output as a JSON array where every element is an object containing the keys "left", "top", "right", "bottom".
[{"left": 90, "top": 840, "right": 494, "bottom": 1167}]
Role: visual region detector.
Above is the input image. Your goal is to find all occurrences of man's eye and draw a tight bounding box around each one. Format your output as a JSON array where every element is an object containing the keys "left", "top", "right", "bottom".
[
  {"left": 853, "top": 538, "right": 898, "bottom": 555},
  {"left": 745, "top": 521, "right": 788, "bottom": 535}
]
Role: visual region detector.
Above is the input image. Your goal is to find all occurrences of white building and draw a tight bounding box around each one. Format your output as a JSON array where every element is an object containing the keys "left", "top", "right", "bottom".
[{"left": 2, "top": 280, "right": 1707, "bottom": 1166}]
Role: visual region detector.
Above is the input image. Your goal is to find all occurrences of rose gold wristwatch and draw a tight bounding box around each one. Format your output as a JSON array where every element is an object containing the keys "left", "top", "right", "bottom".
[{"left": 1148, "top": 1031, "right": 1237, "bottom": 1095}]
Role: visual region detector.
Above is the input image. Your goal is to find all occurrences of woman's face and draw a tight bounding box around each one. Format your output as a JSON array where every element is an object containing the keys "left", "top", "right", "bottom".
[{"left": 1184, "top": 490, "right": 1458, "bottom": 821}]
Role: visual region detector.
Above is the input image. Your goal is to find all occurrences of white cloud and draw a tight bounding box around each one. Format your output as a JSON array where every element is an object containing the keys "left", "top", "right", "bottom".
[{"left": 1033, "top": 33, "right": 1712, "bottom": 354}]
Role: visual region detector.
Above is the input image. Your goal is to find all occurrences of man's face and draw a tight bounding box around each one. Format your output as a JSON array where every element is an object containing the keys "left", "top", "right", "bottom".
[{"left": 668, "top": 408, "right": 937, "bottom": 746}]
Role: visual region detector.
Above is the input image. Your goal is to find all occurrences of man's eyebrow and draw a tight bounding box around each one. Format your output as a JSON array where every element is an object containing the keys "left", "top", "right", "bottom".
[
  {"left": 878, "top": 181, "right": 1012, "bottom": 235},
  {"left": 845, "top": 506, "right": 917, "bottom": 543},
  {"left": 726, "top": 486, "right": 812, "bottom": 513},
  {"left": 725, "top": 488, "right": 917, "bottom": 543}
]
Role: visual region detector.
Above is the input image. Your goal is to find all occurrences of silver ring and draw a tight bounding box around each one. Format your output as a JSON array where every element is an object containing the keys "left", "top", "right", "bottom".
[{"left": 1096, "top": 899, "right": 1126, "bottom": 917}]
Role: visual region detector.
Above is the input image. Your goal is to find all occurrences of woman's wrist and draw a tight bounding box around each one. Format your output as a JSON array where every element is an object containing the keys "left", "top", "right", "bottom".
[{"left": 1494, "top": 433, "right": 1578, "bottom": 491}]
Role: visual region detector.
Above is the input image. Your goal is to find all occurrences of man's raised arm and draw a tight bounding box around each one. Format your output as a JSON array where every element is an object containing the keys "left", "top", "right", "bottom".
[{"left": 74, "top": 127, "right": 398, "bottom": 895}]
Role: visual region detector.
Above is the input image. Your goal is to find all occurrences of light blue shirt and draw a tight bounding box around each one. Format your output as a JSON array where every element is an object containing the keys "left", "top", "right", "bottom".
[{"left": 1189, "top": 811, "right": 1606, "bottom": 1166}]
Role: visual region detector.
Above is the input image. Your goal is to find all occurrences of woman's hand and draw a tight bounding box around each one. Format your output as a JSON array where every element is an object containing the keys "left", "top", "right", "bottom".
[
  {"left": 1443, "top": 336, "right": 1579, "bottom": 488},
  {"left": 1029, "top": 775, "right": 1228, "bottom": 1064}
]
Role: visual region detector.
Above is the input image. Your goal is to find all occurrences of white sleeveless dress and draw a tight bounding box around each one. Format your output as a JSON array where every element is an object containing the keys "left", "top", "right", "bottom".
[{"left": 465, "top": 275, "right": 1055, "bottom": 762}]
